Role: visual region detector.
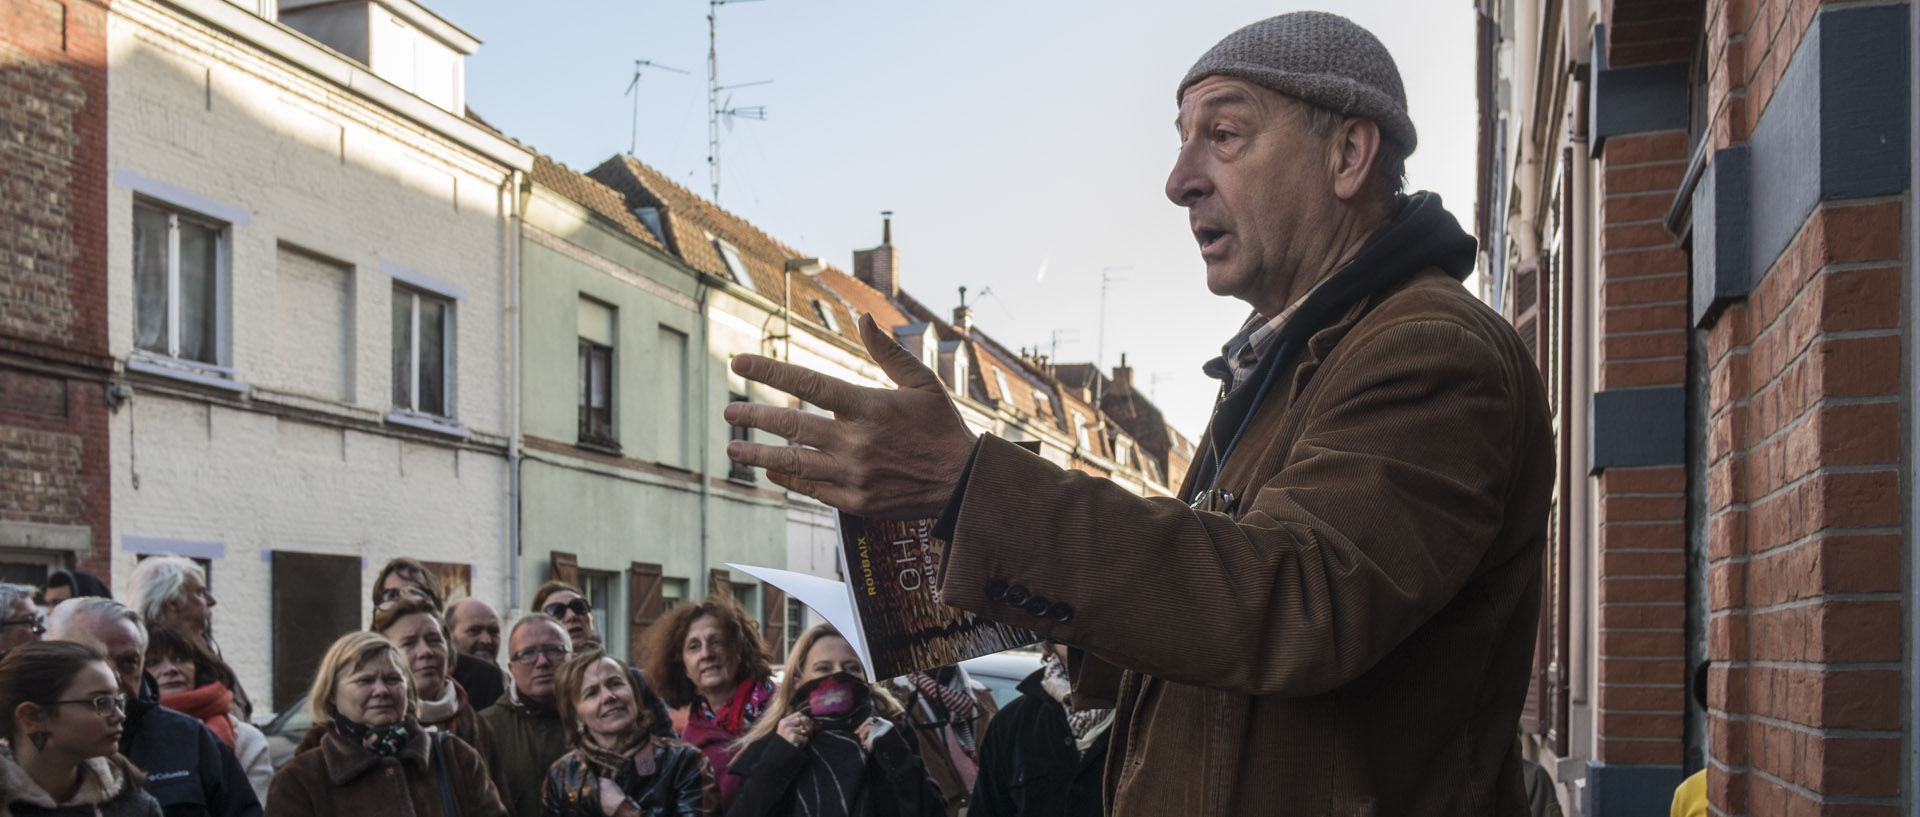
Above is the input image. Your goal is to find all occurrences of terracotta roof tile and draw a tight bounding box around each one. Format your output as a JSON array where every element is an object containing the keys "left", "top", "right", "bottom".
[{"left": 530, "top": 155, "right": 666, "bottom": 251}]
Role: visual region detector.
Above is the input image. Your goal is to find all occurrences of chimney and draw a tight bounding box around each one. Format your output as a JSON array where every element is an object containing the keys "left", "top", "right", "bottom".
[
  {"left": 1111, "top": 353, "right": 1134, "bottom": 394},
  {"left": 852, "top": 210, "right": 899, "bottom": 296},
  {"left": 952, "top": 286, "right": 973, "bottom": 332}
]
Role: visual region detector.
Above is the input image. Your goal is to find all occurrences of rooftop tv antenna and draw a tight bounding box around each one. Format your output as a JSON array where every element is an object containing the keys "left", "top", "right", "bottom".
[
  {"left": 624, "top": 59, "right": 690, "bottom": 156},
  {"left": 1096, "top": 266, "right": 1131, "bottom": 370},
  {"left": 708, "top": 0, "right": 771, "bottom": 203}
]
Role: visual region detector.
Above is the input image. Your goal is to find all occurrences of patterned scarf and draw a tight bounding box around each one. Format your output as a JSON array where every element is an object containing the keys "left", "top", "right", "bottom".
[
  {"left": 331, "top": 714, "right": 413, "bottom": 758},
  {"left": 578, "top": 728, "right": 652, "bottom": 778},
  {"left": 791, "top": 675, "right": 876, "bottom": 817},
  {"left": 1040, "top": 651, "right": 1114, "bottom": 753},
  {"left": 907, "top": 670, "right": 979, "bottom": 790},
  {"left": 693, "top": 677, "right": 775, "bottom": 738}
]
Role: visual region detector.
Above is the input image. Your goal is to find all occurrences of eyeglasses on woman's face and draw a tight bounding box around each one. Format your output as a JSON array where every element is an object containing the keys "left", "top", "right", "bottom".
[
  {"left": 543, "top": 598, "right": 591, "bottom": 619},
  {"left": 45, "top": 693, "right": 128, "bottom": 718}
]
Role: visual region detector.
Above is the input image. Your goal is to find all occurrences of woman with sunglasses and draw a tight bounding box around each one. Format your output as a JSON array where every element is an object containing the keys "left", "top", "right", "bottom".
[
  {"left": 0, "top": 641, "right": 161, "bottom": 816},
  {"left": 542, "top": 648, "right": 716, "bottom": 816},
  {"left": 533, "top": 581, "right": 675, "bottom": 738},
  {"left": 725, "top": 625, "right": 945, "bottom": 817},
  {"left": 267, "top": 631, "right": 507, "bottom": 817}
]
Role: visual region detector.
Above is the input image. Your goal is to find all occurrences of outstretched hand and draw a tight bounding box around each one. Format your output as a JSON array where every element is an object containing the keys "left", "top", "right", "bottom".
[{"left": 724, "top": 313, "right": 977, "bottom": 520}]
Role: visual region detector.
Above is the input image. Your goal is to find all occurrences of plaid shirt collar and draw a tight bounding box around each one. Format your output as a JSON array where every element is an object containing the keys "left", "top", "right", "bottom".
[{"left": 1212, "top": 278, "right": 1327, "bottom": 393}]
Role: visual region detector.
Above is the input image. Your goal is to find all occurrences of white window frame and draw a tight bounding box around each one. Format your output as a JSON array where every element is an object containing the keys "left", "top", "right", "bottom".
[
  {"left": 809, "top": 298, "right": 839, "bottom": 332},
  {"left": 382, "top": 262, "right": 466, "bottom": 437},
  {"left": 118, "top": 168, "right": 249, "bottom": 393},
  {"left": 709, "top": 234, "right": 756, "bottom": 292}
]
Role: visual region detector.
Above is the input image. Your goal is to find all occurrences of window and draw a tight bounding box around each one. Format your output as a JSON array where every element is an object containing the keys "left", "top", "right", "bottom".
[
  {"left": 657, "top": 326, "right": 689, "bottom": 468},
  {"left": 392, "top": 287, "right": 454, "bottom": 417},
  {"left": 728, "top": 393, "right": 754, "bottom": 482},
  {"left": 994, "top": 370, "right": 1012, "bottom": 403},
  {"left": 578, "top": 569, "right": 616, "bottom": 652},
  {"left": 786, "top": 596, "right": 806, "bottom": 655},
  {"left": 578, "top": 298, "right": 616, "bottom": 445},
  {"left": 809, "top": 299, "right": 839, "bottom": 332},
  {"left": 133, "top": 200, "right": 225, "bottom": 367},
  {"left": 711, "top": 236, "right": 755, "bottom": 292},
  {"left": 1073, "top": 413, "right": 1090, "bottom": 449},
  {"left": 661, "top": 577, "right": 689, "bottom": 613}
]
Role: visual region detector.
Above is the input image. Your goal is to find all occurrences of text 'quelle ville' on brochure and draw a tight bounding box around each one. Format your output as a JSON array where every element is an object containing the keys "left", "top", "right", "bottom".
[{"left": 729, "top": 511, "right": 1039, "bottom": 682}]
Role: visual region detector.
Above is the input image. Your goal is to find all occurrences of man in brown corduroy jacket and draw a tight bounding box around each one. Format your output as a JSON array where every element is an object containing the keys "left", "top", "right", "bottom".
[{"left": 721, "top": 11, "right": 1553, "bottom": 817}]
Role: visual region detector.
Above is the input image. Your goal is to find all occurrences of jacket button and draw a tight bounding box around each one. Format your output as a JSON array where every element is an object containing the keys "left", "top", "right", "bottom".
[
  {"left": 1045, "top": 601, "right": 1074, "bottom": 623},
  {"left": 1023, "top": 595, "right": 1050, "bottom": 617},
  {"left": 986, "top": 579, "right": 1009, "bottom": 601},
  {"left": 1004, "top": 584, "right": 1030, "bottom": 606}
]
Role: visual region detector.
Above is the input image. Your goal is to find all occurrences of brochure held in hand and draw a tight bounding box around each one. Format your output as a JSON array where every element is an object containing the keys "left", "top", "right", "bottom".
[{"left": 730, "top": 511, "right": 1038, "bottom": 681}]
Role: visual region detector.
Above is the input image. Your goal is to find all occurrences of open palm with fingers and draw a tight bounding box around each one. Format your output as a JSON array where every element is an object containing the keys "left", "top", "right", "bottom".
[{"left": 724, "top": 313, "right": 978, "bottom": 519}]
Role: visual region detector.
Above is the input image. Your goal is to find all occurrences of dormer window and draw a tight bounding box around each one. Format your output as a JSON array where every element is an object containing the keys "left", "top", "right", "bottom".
[
  {"left": 809, "top": 299, "right": 839, "bottom": 332},
  {"left": 632, "top": 207, "right": 665, "bottom": 243},
  {"left": 710, "top": 235, "right": 755, "bottom": 291}
]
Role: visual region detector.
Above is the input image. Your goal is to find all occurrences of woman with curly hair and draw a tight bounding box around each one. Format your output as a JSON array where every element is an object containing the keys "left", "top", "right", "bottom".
[
  {"left": 639, "top": 597, "right": 772, "bottom": 809},
  {"left": 541, "top": 648, "right": 716, "bottom": 816}
]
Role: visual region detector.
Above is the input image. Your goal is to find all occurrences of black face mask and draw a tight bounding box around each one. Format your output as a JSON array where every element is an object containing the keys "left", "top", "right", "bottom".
[{"left": 792, "top": 672, "right": 872, "bottom": 733}]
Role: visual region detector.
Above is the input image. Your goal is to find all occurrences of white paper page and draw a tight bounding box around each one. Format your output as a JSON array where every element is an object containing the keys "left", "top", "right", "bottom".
[{"left": 725, "top": 563, "right": 876, "bottom": 681}]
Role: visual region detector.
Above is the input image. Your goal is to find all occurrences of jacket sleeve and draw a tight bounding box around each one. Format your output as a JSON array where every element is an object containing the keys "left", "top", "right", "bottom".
[
  {"left": 202, "top": 722, "right": 263, "bottom": 817},
  {"left": 870, "top": 728, "right": 948, "bottom": 817},
  {"left": 232, "top": 723, "right": 273, "bottom": 805},
  {"left": 965, "top": 702, "right": 1020, "bottom": 817},
  {"left": 721, "top": 739, "right": 807, "bottom": 817},
  {"left": 539, "top": 764, "right": 573, "bottom": 817},
  {"left": 668, "top": 748, "right": 719, "bottom": 817},
  {"left": 940, "top": 320, "right": 1530, "bottom": 696},
  {"left": 263, "top": 761, "right": 316, "bottom": 817}
]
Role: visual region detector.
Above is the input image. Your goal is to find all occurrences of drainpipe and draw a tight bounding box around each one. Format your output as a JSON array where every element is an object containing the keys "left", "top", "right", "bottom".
[
  {"left": 697, "top": 280, "right": 713, "bottom": 586},
  {"left": 505, "top": 168, "right": 527, "bottom": 613},
  {"left": 1905, "top": 0, "right": 1917, "bottom": 805}
]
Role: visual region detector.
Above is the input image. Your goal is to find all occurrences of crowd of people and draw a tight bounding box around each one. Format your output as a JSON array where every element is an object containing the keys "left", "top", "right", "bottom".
[{"left": 0, "top": 556, "right": 1103, "bottom": 816}]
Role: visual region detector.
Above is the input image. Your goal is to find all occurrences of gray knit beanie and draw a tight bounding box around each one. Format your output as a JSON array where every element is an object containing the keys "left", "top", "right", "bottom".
[{"left": 1178, "top": 11, "right": 1416, "bottom": 154}]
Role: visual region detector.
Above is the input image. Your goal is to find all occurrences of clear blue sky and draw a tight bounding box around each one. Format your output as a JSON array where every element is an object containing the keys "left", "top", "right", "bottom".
[{"left": 452, "top": 0, "right": 1479, "bottom": 437}]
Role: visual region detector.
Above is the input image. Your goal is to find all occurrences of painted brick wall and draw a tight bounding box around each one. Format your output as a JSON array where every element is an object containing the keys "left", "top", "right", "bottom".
[
  {"left": 1592, "top": 0, "right": 1701, "bottom": 771},
  {"left": 0, "top": 0, "right": 115, "bottom": 575},
  {"left": 1697, "top": 0, "right": 1908, "bottom": 814}
]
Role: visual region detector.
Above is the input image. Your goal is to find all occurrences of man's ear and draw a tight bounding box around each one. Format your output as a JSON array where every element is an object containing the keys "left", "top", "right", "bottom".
[{"left": 1328, "top": 118, "right": 1383, "bottom": 203}]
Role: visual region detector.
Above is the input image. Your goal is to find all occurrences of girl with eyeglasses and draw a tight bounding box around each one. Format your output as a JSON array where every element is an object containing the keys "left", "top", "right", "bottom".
[
  {"left": 0, "top": 640, "right": 161, "bottom": 816},
  {"left": 724, "top": 625, "right": 945, "bottom": 817},
  {"left": 266, "top": 631, "right": 508, "bottom": 817},
  {"left": 541, "top": 648, "right": 717, "bottom": 816}
]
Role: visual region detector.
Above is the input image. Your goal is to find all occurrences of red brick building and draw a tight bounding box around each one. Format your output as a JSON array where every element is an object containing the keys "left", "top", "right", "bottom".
[
  {"left": 0, "top": 0, "right": 114, "bottom": 584},
  {"left": 1478, "top": 0, "right": 1911, "bottom": 814}
]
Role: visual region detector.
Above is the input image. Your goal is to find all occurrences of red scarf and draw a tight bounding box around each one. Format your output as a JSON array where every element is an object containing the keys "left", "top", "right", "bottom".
[
  {"left": 701, "top": 677, "right": 774, "bottom": 737},
  {"left": 162, "top": 682, "right": 237, "bottom": 747}
]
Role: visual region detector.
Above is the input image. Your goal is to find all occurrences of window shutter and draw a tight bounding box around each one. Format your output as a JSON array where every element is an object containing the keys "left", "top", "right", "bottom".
[
  {"left": 763, "top": 585, "right": 786, "bottom": 654},
  {"left": 708, "top": 568, "right": 732, "bottom": 601},
  {"left": 628, "top": 562, "right": 664, "bottom": 668},
  {"left": 549, "top": 551, "right": 579, "bottom": 588}
]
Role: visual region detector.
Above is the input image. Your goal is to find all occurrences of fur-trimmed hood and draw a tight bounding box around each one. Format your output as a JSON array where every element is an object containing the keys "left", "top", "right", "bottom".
[{"left": 0, "top": 741, "right": 157, "bottom": 816}]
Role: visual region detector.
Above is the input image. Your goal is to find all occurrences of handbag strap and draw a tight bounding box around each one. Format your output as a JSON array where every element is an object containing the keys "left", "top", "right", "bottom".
[{"left": 433, "top": 730, "right": 457, "bottom": 817}]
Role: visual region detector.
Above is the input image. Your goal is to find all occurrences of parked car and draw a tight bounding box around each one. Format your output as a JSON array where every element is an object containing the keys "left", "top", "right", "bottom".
[
  {"left": 260, "top": 694, "right": 312, "bottom": 768},
  {"left": 959, "top": 648, "right": 1043, "bottom": 707}
]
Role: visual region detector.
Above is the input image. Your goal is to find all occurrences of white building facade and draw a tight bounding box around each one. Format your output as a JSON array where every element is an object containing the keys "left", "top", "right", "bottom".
[{"left": 104, "top": 0, "right": 530, "bottom": 713}]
